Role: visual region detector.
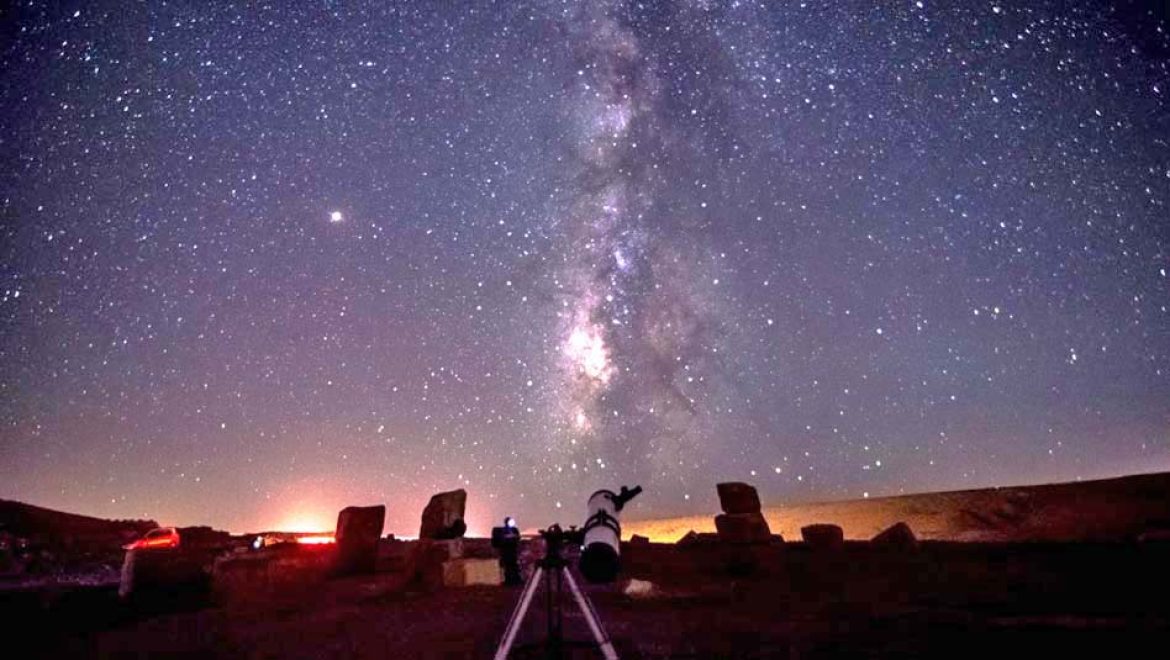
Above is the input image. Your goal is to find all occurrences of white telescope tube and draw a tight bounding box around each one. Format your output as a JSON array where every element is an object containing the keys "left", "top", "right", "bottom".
[{"left": 579, "top": 485, "right": 641, "bottom": 583}]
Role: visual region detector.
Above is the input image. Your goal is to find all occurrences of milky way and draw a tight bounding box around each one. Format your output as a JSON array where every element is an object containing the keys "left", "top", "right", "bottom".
[
  {"left": 551, "top": 1, "right": 728, "bottom": 480},
  {"left": 1, "top": 1, "right": 1168, "bottom": 534}
]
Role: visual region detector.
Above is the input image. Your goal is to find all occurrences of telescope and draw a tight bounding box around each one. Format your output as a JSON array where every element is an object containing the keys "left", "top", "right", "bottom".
[
  {"left": 493, "top": 487, "right": 642, "bottom": 658},
  {"left": 494, "top": 522, "right": 618, "bottom": 659},
  {"left": 579, "top": 484, "right": 642, "bottom": 583}
]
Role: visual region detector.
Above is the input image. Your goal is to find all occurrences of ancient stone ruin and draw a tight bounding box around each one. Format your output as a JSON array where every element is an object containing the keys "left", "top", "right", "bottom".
[
  {"left": 410, "top": 536, "right": 465, "bottom": 587},
  {"left": 713, "top": 482, "right": 778, "bottom": 575},
  {"left": 872, "top": 521, "right": 918, "bottom": 549},
  {"left": 714, "top": 482, "right": 773, "bottom": 544},
  {"left": 334, "top": 504, "right": 386, "bottom": 575},
  {"left": 419, "top": 489, "right": 467, "bottom": 540},
  {"left": 409, "top": 489, "right": 501, "bottom": 587},
  {"left": 211, "top": 543, "right": 335, "bottom": 605},
  {"left": 717, "top": 482, "right": 762, "bottom": 515},
  {"left": 801, "top": 523, "right": 844, "bottom": 551}
]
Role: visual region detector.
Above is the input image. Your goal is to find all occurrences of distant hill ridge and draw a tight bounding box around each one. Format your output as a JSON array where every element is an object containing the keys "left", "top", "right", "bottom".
[
  {"left": 6, "top": 471, "right": 1170, "bottom": 546},
  {"left": 0, "top": 499, "right": 156, "bottom": 542},
  {"left": 623, "top": 471, "right": 1170, "bottom": 543}
]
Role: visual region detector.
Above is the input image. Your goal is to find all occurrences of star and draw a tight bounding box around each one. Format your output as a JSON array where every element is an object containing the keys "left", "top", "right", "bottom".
[{"left": 2, "top": 0, "right": 1165, "bottom": 536}]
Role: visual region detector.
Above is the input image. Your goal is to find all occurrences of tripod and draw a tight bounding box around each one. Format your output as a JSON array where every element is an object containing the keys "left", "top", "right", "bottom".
[{"left": 494, "top": 525, "right": 618, "bottom": 660}]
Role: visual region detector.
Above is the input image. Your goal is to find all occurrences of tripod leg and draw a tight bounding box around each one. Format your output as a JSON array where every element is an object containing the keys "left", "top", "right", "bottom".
[
  {"left": 494, "top": 566, "right": 543, "bottom": 660},
  {"left": 563, "top": 569, "right": 619, "bottom": 660},
  {"left": 547, "top": 563, "right": 562, "bottom": 652}
]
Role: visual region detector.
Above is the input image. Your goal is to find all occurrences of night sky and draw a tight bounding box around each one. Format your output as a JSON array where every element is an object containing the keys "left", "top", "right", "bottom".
[{"left": 2, "top": 1, "right": 1168, "bottom": 536}]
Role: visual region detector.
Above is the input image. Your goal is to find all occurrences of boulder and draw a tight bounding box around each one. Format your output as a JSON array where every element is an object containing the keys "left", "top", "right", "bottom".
[
  {"left": 872, "top": 522, "right": 918, "bottom": 549},
  {"left": 715, "top": 512, "right": 772, "bottom": 544},
  {"left": 441, "top": 558, "right": 501, "bottom": 587},
  {"left": 716, "top": 482, "right": 762, "bottom": 514},
  {"left": 628, "top": 534, "right": 651, "bottom": 547},
  {"left": 334, "top": 505, "right": 385, "bottom": 575},
  {"left": 623, "top": 578, "right": 656, "bottom": 598},
  {"left": 419, "top": 489, "right": 467, "bottom": 540},
  {"left": 801, "top": 524, "right": 844, "bottom": 551}
]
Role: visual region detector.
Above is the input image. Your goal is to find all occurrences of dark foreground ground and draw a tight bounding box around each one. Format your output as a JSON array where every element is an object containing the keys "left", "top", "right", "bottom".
[{"left": 5, "top": 540, "right": 1170, "bottom": 659}]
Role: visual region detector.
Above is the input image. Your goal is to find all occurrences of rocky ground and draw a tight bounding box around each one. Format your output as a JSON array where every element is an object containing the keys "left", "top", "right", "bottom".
[
  {"left": 5, "top": 537, "right": 1169, "bottom": 659},
  {"left": 6, "top": 473, "right": 1170, "bottom": 658}
]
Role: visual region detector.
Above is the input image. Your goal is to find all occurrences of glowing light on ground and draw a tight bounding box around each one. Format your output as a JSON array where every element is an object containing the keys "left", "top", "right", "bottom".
[{"left": 295, "top": 535, "right": 336, "bottom": 545}]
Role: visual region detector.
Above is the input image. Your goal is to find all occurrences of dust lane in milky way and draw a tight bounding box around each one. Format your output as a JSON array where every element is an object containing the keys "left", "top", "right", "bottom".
[{"left": 1, "top": 1, "right": 1168, "bottom": 534}]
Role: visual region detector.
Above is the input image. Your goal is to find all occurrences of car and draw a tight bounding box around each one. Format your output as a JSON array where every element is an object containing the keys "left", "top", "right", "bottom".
[{"left": 123, "top": 527, "right": 180, "bottom": 551}]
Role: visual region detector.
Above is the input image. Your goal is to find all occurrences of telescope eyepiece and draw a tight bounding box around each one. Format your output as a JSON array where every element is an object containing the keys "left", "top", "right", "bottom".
[{"left": 613, "top": 484, "right": 643, "bottom": 511}]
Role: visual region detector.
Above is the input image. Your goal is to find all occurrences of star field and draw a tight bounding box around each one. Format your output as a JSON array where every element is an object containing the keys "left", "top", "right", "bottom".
[{"left": 2, "top": 1, "right": 1168, "bottom": 535}]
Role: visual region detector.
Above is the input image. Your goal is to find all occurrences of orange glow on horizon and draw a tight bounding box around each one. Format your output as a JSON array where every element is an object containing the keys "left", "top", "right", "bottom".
[{"left": 274, "top": 512, "right": 334, "bottom": 534}]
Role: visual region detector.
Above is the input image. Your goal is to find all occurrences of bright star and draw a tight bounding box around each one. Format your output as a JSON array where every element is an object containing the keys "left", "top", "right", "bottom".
[{"left": 329, "top": 210, "right": 343, "bottom": 223}]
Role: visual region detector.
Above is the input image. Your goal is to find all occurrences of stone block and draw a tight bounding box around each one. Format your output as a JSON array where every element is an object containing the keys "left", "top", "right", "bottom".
[
  {"left": 411, "top": 538, "right": 465, "bottom": 587},
  {"left": 872, "top": 522, "right": 917, "bottom": 549},
  {"left": 334, "top": 505, "right": 385, "bottom": 575},
  {"left": 716, "top": 482, "right": 762, "bottom": 514},
  {"left": 420, "top": 489, "right": 467, "bottom": 539},
  {"left": 715, "top": 512, "right": 772, "bottom": 544},
  {"left": 441, "top": 558, "right": 501, "bottom": 587},
  {"left": 801, "top": 524, "right": 844, "bottom": 551}
]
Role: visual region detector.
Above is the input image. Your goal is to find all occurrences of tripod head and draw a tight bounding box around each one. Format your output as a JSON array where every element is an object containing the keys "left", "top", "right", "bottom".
[{"left": 537, "top": 523, "right": 584, "bottom": 568}]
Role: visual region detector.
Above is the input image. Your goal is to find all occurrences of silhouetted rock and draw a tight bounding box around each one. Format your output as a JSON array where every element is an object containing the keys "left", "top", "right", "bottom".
[
  {"left": 716, "top": 482, "right": 762, "bottom": 514},
  {"left": 677, "top": 530, "right": 720, "bottom": 548},
  {"left": 715, "top": 512, "right": 772, "bottom": 544},
  {"left": 801, "top": 524, "right": 844, "bottom": 550},
  {"left": 334, "top": 505, "right": 385, "bottom": 575},
  {"left": 419, "top": 489, "right": 467, "bottom": 540},
  {"left": 629, "top": 534, "right": 651, "bottom": 547},
  {"left": 872, "top": 522, "right": 918, "bottom": 549}
]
